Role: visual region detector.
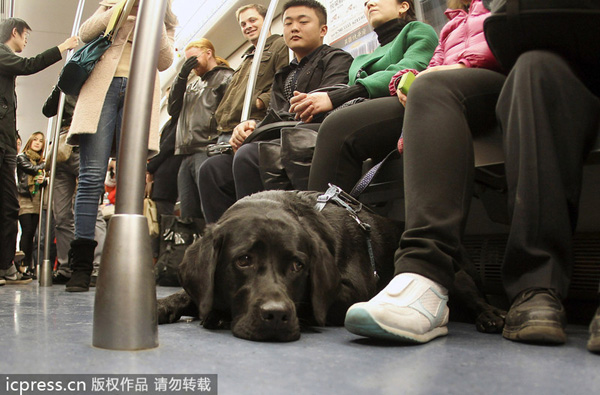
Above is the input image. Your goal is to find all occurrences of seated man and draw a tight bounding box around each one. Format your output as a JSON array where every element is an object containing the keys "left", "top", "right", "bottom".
[
  {"left": 170, "top": 39, "right": 233, "bottom": 219},
  {"left": 199, "top": 0, "right": 354, "bottom": 223},
  {"left": 213, "top": 3, "right": 290, "bottom": 143}
]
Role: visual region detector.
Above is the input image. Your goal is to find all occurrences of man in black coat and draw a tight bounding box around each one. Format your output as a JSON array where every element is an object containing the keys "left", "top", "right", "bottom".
[{"left": 0, "top": 18, "right": 78, "bottom": 283}]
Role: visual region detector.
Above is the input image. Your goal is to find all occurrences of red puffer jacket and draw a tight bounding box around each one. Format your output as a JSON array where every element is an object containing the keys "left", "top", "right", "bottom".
[
  {"left": 429, "top": 0, "right": 499, "bottom": 69},
  {"left": 389, "top": 0, "right": 500, "bottom": 95}
]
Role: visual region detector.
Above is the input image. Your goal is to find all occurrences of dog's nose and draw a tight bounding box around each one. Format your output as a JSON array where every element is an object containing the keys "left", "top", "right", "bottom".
[{"left": 260, "top": 300, "right": 291, "bottom": 327}]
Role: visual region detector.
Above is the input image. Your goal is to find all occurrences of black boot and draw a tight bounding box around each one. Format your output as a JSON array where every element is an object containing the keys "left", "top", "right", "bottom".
[{"left": 65, "top": 238, "right": 97, "bottom": 292}]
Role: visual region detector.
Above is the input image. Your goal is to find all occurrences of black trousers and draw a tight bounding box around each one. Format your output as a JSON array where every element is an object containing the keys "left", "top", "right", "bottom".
[
  {"left": 19, "top": 213, "right": 39, "bottom": 269},
  {"left": 308, "top": 96, "right": 405, "bottom": 193},
  {"left": 0, "top": 149, "right": 19, "bottom": 271},
  {"left": 499, "top": 51, "right": 600, "bottom": 300},
  {"left": 394, "top": 67, "right": 506, "bottom": 291}
]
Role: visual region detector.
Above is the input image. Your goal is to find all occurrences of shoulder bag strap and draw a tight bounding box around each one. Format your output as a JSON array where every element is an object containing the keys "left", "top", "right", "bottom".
[{"left": 104, "top": 0, "right": 136, "bottom": 41}]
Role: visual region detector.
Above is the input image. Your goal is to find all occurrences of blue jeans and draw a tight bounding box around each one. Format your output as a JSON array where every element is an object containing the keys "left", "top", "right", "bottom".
[{"left": 75, "top": 77, "right": 127, "bottom": 240}]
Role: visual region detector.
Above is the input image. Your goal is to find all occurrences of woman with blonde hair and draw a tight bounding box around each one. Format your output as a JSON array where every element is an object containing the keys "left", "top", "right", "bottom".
[
  {"left": 16, "top": 132, "right": 46, "bottom": 279},
  {"left": 168, "top": 37, "right": 233, "bottom": 220},
  {"left": 65, "top": 0, "right": 176, "bottom": 292}
]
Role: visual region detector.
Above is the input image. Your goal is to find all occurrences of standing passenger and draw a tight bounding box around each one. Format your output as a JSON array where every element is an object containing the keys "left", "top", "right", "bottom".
[
  {"left": 16, "top": 132, "right": 46, "bottom": 280},
  {"left": 65, "top": 0, "right": 176, "bottom": 292},
  {"left": 0, "top": 18, "right": 78, "bottom": 284}
]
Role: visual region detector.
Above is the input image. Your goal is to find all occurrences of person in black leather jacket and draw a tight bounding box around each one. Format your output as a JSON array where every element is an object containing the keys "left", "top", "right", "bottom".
[
  {"left": 16, "top": 132, "right": 46, "bottom": 276},
  {"left": 169, "top": 38, "right": 233, "bottom": 219}
]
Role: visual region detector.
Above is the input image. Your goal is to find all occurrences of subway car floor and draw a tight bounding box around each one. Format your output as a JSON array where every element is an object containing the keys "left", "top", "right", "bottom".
[{"left": 1, "top": 282, "right": 598, "bottom": 395}]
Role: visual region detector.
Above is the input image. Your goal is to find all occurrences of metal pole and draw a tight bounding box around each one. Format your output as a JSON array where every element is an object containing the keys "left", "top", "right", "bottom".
[
  {"left": 39, "top": 0, "right": 87, "bottom": 287},
  {"left": 35, "top": 117, "right": 55, "bottom": 282},
  {"left": 240, "top": 0, "right": 279, "bottom": 121},
  {"left": 93, "top": 0, "right": 166, "bottom": 351}
]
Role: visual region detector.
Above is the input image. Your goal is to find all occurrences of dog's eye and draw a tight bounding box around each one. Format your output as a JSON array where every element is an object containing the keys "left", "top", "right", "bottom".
[
  {"left": 235, "top": 255, "right": 253, "bottom": 268},
  {"left": 291, "top": 260, "right": 304, "bottom": 272}
]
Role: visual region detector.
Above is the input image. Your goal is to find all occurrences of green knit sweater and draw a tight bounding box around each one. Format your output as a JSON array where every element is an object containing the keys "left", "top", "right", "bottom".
[{"left": 348, "top": 21, "right": 438, "bottom": 99}]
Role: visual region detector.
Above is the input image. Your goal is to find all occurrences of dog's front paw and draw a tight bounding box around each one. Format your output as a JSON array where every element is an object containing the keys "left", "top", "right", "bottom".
[
  {"left": 475, "top": 308, "right": 506, "bottom": 333},
  {"left": 157, "top": 300, "right": 182, "bottom": 324}
]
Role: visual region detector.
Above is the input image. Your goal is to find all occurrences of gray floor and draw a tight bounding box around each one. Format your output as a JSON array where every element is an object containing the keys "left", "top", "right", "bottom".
[{"left": 1, "top": 282, "right": 598, "bottom": 395}]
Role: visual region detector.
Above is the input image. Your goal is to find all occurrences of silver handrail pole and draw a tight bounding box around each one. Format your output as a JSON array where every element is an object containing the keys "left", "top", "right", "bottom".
[
  {"left": 34, "top": 117, "right": 54, "bottom": 281},
  {"left": 92, "top": 0, "right": 167, "bottom": 351},
  {"left": 39, "top": 0, "right": 87, "bottom": 287},
  {"left": 240, "top": 0, "right": 280, "bottom": 121}
]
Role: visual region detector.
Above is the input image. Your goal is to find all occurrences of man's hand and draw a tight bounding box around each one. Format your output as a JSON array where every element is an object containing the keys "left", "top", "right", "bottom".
[
  {"left": 256, "top": 98, "right": 265, "bottom": 110},
  {"left": 57, "top": 36, "right": 79, "bottom": 53},
  {"left": 179, "top": 56, "right": 198, "bottom": 79},
  {"left": 229, "top": 120, "right": 256, "bottom": 152},
  {"left": 289, "top": 91, "right": 333, "bottom": 123}
]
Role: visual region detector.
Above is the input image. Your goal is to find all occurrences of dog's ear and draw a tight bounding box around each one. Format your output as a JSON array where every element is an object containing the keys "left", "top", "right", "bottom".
[
  {"left": 296, "top": 208, "right": 341, "bottom": 326},
  {"left": 309, "top": 237, "right": 340, "bottom": 326},
  {"left": 178, "top": 223, "right": 223, "bottom": 319}
]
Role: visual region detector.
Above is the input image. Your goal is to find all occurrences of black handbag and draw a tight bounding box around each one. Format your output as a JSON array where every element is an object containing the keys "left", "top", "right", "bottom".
[
  {"left": 57, "top": 0, "right": 134, "bottom": 95},
  {"left": 155, "top": 215, "right": 205, "bottom": 287},
  {"left": 484, "top": 0, "right": 600, "bottom": 72}
]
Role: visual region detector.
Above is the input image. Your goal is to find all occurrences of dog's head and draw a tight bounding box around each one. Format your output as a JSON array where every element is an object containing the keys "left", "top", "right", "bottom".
[{"left": 180, "top": 191, "right": 341, "bottom": 342}]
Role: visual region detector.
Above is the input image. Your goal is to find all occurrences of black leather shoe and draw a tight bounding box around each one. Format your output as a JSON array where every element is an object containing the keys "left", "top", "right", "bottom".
[
  {"left": 502, "top": 288, "right": 567, "bottom": 344},
  {"left": 588, "top": 306, "right": 600, "bottom": 354},
  {"left": 52, "top": 273, "right": 71, "bottom": 285}
]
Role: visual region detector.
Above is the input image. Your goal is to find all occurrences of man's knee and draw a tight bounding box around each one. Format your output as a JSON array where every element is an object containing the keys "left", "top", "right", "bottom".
[
  {"left": 233, "top": 143, "right": 259, "bottom": 169},
  {"left": 199, "top": 155, "right": 233, "bottom": 188},
  {"left": 511, "top": 50, "right": 570, "bottom": 83}
]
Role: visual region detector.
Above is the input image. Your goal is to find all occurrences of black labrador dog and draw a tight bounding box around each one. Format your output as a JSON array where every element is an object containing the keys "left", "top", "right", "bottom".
[{"left": 158, "top": 190, "right": 504, "bottom": 341}]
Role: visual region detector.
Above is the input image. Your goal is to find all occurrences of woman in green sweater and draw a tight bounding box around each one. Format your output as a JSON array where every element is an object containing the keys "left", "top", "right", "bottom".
[{"left": 291, "top": 0, "right": 438, "bottom": 192}]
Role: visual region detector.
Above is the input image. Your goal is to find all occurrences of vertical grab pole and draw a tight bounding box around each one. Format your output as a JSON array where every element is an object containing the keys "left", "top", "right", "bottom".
[
  {"left": 93, "top": 0, "right": 167, "bottom": 350},
  {"left": 240, "top": 0, "right": 280, "bottom": 121},
  {"left": 39, "top": 0, "right": 87, "bottom": 287}
]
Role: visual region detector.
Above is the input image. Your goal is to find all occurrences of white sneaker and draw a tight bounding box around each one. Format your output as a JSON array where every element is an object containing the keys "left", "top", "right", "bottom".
[{"left": 345, "top": 273, "right": 449, "bottom": 343}]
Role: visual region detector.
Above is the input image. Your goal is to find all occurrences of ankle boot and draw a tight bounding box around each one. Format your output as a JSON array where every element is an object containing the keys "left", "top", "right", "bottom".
[{"left": 66, "top": 238, "right": 97, "bottom": 292}]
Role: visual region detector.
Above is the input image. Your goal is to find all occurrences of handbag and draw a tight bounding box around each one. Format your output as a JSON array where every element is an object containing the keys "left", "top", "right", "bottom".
[
  {"left": 57, "top": 0, "right": 134, "bottom": 95},
  {"left": 143, "top": 182, "right": 160, "bottom": 238},
  {"left": 155, "top": 215, "right": 205, "bottom": 286},
  {"left": 484, "top": 0, "right": 600, "bottom": 72},
  {"left": 258, "top": 127, "right": 320, "bottom": 191}
]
